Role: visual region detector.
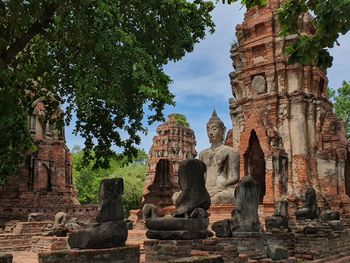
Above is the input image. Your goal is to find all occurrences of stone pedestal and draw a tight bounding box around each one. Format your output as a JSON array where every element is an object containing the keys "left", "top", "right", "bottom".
[
  {"left": 144, "top": 240, "right": 192, "bottom": 263},
  {"left": 191, "top": 238, "right": 239, "bottom": 262},
  {"left": 294, "top": 229, "right": 350, "bottom": 261},
  {"left": 169, "top": 255, "right": 224, "bottom": 263},
  {"left": 38, "top": 245, "right": 140, "bottom": 263},
  {"left": 31, "top": 236, "right": 68, "bottom": 253},
  {"left": 231, "top": 232, "right": 266, "bottom": 260},
  {"left": 265, "top": 233, "right": 295, "bottom": 257}
]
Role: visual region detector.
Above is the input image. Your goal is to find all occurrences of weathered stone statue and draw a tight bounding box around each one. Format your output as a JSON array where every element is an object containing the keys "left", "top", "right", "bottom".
[
  {"left": 68, "top": 178, "right": 127, "bottom": 249},
  {"left": 28, "top": 213, "right": 45, "bottom": 222},
  {"left": 265, "top": 200, "right": 291, "bottom": 233},
  {"left": 43, "top": 212, "right": 69, "bottom": 237},
  {"left": 146, "top": 159, "right": 211, "bottom": 240},
  {"left": 295, "top": 187, "right": 318, "bottom": 220},
  {"left": 173, "top": 159, "right": 210, "bottom": 217},
  {"left": 199, "top": 111, "right": 240, "bottom": 204},
  {"left": 212, "top": 176, "right": 261, "bottom": 236}
]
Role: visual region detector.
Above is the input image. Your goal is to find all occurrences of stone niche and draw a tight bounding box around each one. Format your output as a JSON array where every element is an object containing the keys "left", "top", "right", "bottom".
[
  {"left": 243, "top": 131, "right": 266, "bottom": 204},
  {"left": 251, "top": 75, "right": 267, "bottom": 94},
  {"left": 228, "top": 0, "right": 350, "bottom": 218}
]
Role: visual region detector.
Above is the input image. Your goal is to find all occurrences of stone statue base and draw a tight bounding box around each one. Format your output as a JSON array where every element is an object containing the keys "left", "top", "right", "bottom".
[
  {"left": 68, "top": 221, "right": 128, "bottom": 249},
  {"left": 146, "top": 230, "right": 208, "bottom": 240},
  {"left": 145, "top": 216, "right": 209, "bottom": 240},
  {"left": 38, "top": 245, "right": 140, "bottom": 263}
]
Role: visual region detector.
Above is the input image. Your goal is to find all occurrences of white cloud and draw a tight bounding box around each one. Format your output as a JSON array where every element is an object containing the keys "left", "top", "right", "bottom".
[{"left": 65, "top": 3, "right": 350, "bottom": 157}]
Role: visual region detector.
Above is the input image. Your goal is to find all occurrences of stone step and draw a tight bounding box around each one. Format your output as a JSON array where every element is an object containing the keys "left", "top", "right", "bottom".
[
  {"left": 0, "top": 245, "right": 31, "bottom": 252},
  {"left": 0, "top": 234, "right": 40, "bottom": 253},
  {"left": 0, "top": 235, "right": 35, "bottom": 241},
  {"left": 0, "top": 238, "right": 32, "bottom": 247}
]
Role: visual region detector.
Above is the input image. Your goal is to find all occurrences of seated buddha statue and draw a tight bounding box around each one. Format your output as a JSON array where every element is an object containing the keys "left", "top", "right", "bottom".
[{"left": 199, "top": 111, "right": 240, "bottom": 204}]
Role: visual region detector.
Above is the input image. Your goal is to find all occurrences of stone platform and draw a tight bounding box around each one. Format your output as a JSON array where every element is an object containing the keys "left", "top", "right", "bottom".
[
  {"left": 0, "top": 222, "right": 53, "bottom": 253},
  {"left": 38, "top": 245, "right": 140, "bottom": 263},
  {"left": 31, "top": 237, "right": 67, "bottom": 253},
  {"left": 144, "top": 240, "right": 192, "bottom": 263}
]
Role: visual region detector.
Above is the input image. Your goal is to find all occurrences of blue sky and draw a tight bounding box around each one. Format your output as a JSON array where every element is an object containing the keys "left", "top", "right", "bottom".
[{"left": 65, "top": 3, "right": 350, "bottom": 156}]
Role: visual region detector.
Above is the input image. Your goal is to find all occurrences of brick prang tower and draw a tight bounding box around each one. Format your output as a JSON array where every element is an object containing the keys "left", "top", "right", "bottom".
[{"left": 229, "top": 0, "right": 350, "bottom": 215}]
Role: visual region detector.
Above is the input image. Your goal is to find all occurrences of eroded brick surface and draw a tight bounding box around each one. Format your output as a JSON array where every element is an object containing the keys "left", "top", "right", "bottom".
[{"left": 228, "top": 0, "right": 350, "bottom": 216}]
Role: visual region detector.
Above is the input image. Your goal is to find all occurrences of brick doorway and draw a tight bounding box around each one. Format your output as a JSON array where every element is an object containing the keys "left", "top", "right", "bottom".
[
  {"left": 244, "top": 130, "right": 266, "bottom": 204},
  {"left": 154, "top": 159, "right": 172, "bottom": 187}
]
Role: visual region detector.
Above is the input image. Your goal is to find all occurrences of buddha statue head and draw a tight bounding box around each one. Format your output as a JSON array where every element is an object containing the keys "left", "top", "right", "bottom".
[{"left": 206, "top": 110, "right": 226, "bottom": 144}]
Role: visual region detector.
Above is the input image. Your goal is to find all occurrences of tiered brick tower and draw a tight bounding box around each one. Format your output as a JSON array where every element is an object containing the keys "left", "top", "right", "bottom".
[
  {"left": 229, "top": 0, "right": 350, "bottom": 215},
  {"left": 0, "top": 99, "right": 82, "bottom": 221},
  {"left": 141, "top": 114, "right": 197, "bottom": 209}
]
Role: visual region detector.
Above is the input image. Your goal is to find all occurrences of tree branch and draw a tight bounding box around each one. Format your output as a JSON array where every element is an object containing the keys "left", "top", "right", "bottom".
[{"left": 1, "top": 3, "right": 58, "bottom": 67}]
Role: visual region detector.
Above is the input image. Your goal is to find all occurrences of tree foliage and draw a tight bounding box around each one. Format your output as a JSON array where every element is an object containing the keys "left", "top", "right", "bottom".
[
  {"left": 0, "top": 0, "right": 215, "bottom": 181},
  {"left": 223, "top": 0, "right": 350, "bottom": 69},
  {"left": 0, "top": 86, "right": 34, "bottom": 186},
  {"left": 72, "top": 146, "right": 147, "bottom": 215},
  {"left": 173, "top": 113, "right": 190, "bottom": 128},
  {"left": 329, "top": 81, "right": 350, "bottom": 139},
  {"left": 277, "top": 0, "right": 350, "bottom": 69},
  {"left": 2, "top": 0, "right": 350, "bottom": 183}
]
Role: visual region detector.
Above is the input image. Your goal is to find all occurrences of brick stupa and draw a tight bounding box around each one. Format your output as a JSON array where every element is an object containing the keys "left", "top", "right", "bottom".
[
  {"left": 228, "top": 0, "right": 350, "bottom": 216},
  {"left": 141, "top": 114, "right": 197, "bottom": 210}
]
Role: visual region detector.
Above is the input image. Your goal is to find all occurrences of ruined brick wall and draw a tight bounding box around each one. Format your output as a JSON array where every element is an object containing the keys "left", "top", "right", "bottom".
[
  {"left": 229, "top": 0, "right": 350, "bottom": 214},
  {"left": 0, "top": 205, "right": 98, "bottom": 222},
  {"left": 141, "top": 114, "right": 197, "bottom": 209},
  {"left": 0, "top": 99, "right": 82, "bottom": 221}
]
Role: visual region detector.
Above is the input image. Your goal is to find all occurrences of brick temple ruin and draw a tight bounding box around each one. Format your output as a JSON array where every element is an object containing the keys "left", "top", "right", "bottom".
[
  {"left": 139, "top": 0, "right": 350, "bottom": 221},
  {"left": 141, "top": 114, "right": 197, "bottom": 209},
  {"left": 0, "top": 98, "right": 97, "bottom": 221},
  {"left": 3, "top": 1, "right": 350, "bottom": 262},
  {"left": 228, "top": 0, "right": 350, "bottom": 216}
]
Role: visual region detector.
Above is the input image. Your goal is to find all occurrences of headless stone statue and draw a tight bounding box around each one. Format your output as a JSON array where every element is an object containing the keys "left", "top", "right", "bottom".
[
  {"left": 265, "top": 201, "right": 291, "bottom": 233},
  {"left": 233, "top": 176, "right": 261, "bottom": 232},
  {"left": 199, "top": 111, "right": 240, "bottom": 204},
  {"left": 174, "top": 159, "right": 210, "bottom": 217},
  {"left": 295, "top": 187, "right": 318, "bottom": 220},
  {"left": 212, "top": 176, "right": 261, "bottom": 236},
  {"left": 146, "top": 159, "right": 211, "bottom": 240},
  {"left": 68, "top": 178, "right": 127, "bottom": 249}
]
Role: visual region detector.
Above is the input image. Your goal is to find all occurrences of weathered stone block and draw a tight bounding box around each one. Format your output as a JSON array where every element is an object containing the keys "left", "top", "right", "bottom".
[
  {"left": 28, "top": 213, "right": 46, "bottom": 222},
  {"left": 146, "top": 229, "right": 207, "bottom": 240},
  {"left": 146, "top": 217, "right": 209, "bottom": 232},
  {"left": 267, "top": 245, "right": 290, "bottom": 260},
  {"left": 38, "top": 245, "right": 140, "bottom": 263},
  {"left": 169, "top": 255, "right": 224, "bottom": 263},
  {"left": 211, "top": 219, "right": 231, "bottom": 237},
  {"left": 144, "top": 240, "right": 192, "bottom": 263}
]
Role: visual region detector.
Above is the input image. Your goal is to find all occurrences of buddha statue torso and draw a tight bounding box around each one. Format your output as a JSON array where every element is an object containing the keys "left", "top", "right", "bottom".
[{"left": 199, "top": 111, "right": 240, "bottom": 204}]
